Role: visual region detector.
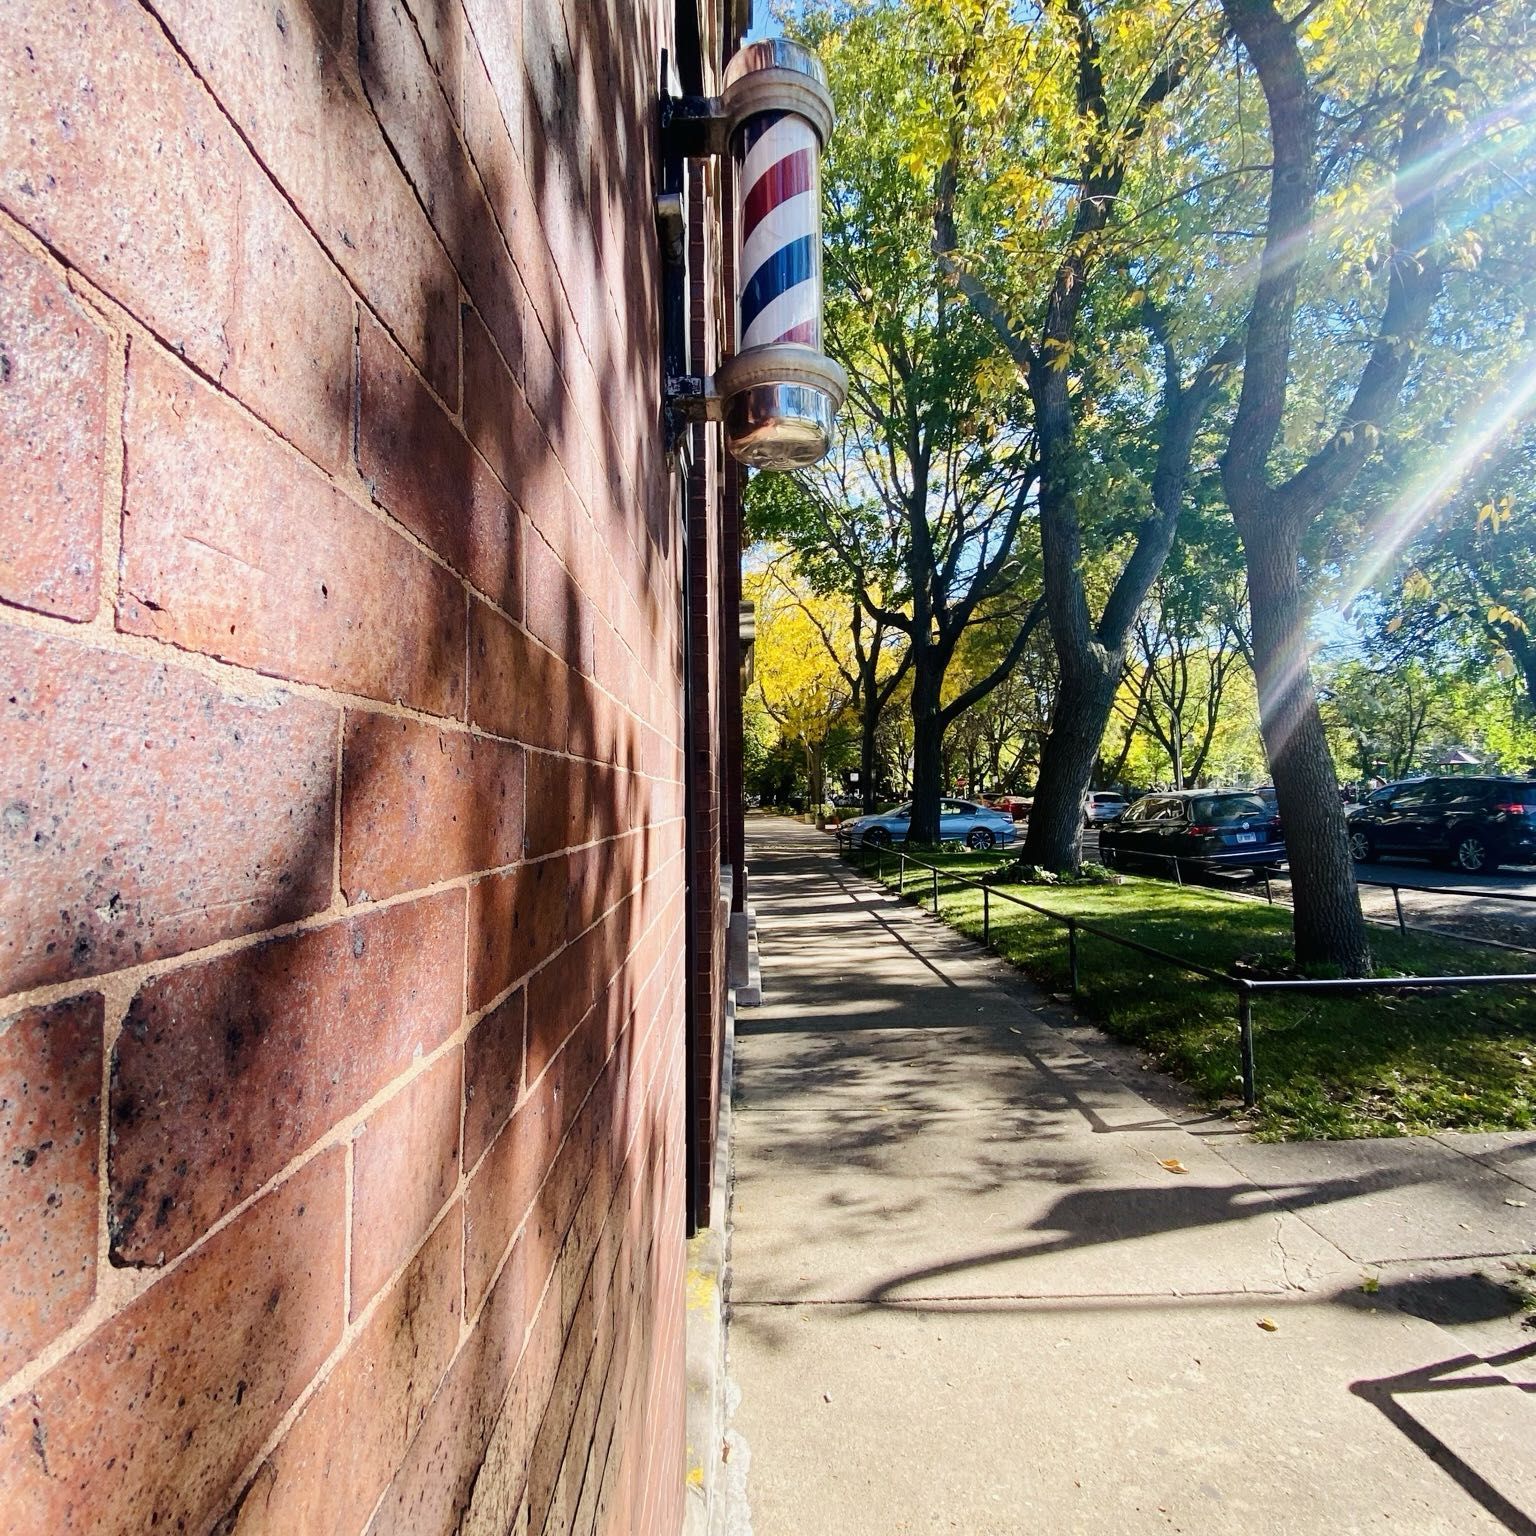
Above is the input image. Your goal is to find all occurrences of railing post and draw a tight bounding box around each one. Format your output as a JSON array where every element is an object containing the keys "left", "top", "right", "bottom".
[
  {"left": 1238, "top": 987, "right": 1257, "bottom": 1109},
  {"left": 1068, "top": 918, "right": 1079, "bottom": 998},
  {"left": 931, "top": 863, "right": 938, "bottom": 913},
  {"left": 1264, "top": 872, "right": 1272, "bottom": 904},
  {"left": 1392, "top": 885, "right": 1406, "bottom": 937},
  {"left": 876, "top": 846, "right": 883, "bottom": 882},
  {"left": 1173, "top": 854, "right": 1183, "bottom": 887},
  {"left": 983, "top": 884, "right": 990, "bottom": 948},
  {"left": 898, "top": 851, "right": 905, "bottom": 896}
]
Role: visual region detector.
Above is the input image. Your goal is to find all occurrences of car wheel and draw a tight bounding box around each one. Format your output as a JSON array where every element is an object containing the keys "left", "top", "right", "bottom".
[
  {"left": 863, "top": 826, "right": 892, "bottom": 848},
  {"left": 1453, "top": 834, "right": 1492, "bottom": 874},
  {"left": 1347, "top": 829, "right": 1376, "bottom": 864},
  {"left": 966, "top": 827, "right": 996, "bottom": 851}
]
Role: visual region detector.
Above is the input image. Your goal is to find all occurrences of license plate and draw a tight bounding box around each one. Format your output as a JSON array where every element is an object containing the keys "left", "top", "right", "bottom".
[{"left": 1234, "top": 832, "right": 1257, "bottom": 844}]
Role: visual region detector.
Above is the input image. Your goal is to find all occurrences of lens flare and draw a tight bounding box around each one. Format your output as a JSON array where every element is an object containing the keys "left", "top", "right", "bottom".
[{"left": 1335, "top": 354, "right": 1536, "bottom": 614}]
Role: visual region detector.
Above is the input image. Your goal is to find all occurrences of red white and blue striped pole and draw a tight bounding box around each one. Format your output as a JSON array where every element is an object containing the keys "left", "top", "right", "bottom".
[
  {"left": 715, "top": 40, "right": 846, "bottom": 469},
  {"left": 737, "top": 109, "right": 821, "bottom": 351}
]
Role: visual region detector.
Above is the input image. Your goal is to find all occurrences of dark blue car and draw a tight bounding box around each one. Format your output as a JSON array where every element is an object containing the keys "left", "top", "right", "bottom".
[{"left": 1098, "top": 789, "right": 1286, "bottom": 875}]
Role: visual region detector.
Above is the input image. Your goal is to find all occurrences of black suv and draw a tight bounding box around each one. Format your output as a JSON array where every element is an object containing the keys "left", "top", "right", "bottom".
[{"left": 1346, "top": 775, "right": 1536, "bottom": 874}]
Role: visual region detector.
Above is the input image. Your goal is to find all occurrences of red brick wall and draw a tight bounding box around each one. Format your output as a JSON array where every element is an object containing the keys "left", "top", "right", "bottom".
[{"left": 0, "top": 1, "right": 720, "bottom": 1531}]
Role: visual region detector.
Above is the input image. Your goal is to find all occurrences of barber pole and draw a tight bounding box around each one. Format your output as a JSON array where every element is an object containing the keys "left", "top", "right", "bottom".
[
  {"left": 737, "top": 110, "right": 821, "bottom": 350},
  {"left": 715, "top": 40, "right": 846, "bottom": 469}
]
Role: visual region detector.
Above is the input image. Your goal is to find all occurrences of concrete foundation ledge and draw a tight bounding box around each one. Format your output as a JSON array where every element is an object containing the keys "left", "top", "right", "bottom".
[
  {"left": 684, "top": 995, "right": 738, "bottom": 1536},
  {"left": 728, "top": 908, "right": 762, "bottom": 1007}
]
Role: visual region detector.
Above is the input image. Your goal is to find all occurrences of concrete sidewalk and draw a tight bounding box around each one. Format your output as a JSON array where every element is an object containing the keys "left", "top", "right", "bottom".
[{"left": 722, "top": 818, "right": 1536, "bottom": 1536}]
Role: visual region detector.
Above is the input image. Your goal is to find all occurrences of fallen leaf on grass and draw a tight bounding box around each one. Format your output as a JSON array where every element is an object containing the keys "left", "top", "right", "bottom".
[
  {"left": 1257, "top": 1317, "right": 1279, "bottom": 1332},
  {"left": 1159, "top": 1158, "right": 1189, "bottom": 1174}
]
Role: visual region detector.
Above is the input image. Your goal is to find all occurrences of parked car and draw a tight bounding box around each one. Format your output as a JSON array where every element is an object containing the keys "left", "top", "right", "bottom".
[
  {"left": 996, "top": 795, "right": 1033, "bottom": 822},
  {"left": 1084, "top": 791, "right": 1130, "bottom": 826},
  {"left": 1098, "top": 789, "right": 1286, "bottom": 874},
  {"left": 841, "top": 798, "right": 1018, "bottom": 850},
  {"left": 1346, "top": 775, "right": 1536, "bottom": 873}
]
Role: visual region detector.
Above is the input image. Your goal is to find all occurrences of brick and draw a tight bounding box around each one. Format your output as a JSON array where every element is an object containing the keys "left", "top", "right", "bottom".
[
  {"left": 350, "top": 1049, "right": 462, "bottom": 1317},
  {"left": 518, "top": 318, "right": 579, "bottom": 520},
  {"left": 109, "top": 890, "right": 464, "bottom": 1266},
  {"left": 153, "top": 0, "right": 459, "bottom": 404},
  {"left": 0, "top": 626, "right": 337, "bottom": 995},
  {"left": 463, "top": 303, "right": 542, "bottom": 506},
  {"left": 365, "top": 1222, "right": 546, "bottom": 1536},
  {"left": 340, "top": 711, "right": 524, "bottom": 903},
  {"left": 464, "top": 1067, "right": 561, "bottom": 1315},
  {"left": 469, "top": 598, "right": 570, "bottom": 751},
  {"left": 524, "top": 525, "right": 594, "bottom": 673},
  {"left": 0, "top": 230, "right": 106, "bottom": 620},
  {"left": 0, "top": 994, "right": 102, "bottom": 1379},
  {"left": 0, "top": 1150, "right": 344, "bottom": 1536},
  {"left": 227, "top": 1202, "right": 461, "bottom": 1536},
  {"left": 359, "top": 0, "right": 524, "bottom": 372},
  {"left": 464, "top": 989, "right": 525, "bottom": 1169},
  {"left": 402, "top": 0, "right": 465, "bottom": 106},
  {"left": 119, "top": 344, "right": 466, "bottom": 717},
  {"left": 358, "top": 314, "right": 522, "bottom": 614},
  {"left": 0, "top": 0, "right": 352, "bottom": 471},
  {"left": 460, "top": 0, "right": 524, "bottom": 171},
  {"left": 526, "top": 930, "right": 600, "bottom": 1088},
  {"left": 467, "top": 854, "right": 572, "bottom": 1011},
  {"left": 524, "top": 748, "right": 588, "bottom": 859}
]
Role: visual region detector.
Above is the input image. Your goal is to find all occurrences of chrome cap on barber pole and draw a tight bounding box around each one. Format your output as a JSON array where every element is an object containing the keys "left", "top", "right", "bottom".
[{"left": 719, "top": 40, "right": 846, "bottom": 470}]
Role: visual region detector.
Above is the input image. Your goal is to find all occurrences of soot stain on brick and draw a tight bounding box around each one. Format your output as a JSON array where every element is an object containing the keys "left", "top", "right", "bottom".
[
  {"left": 30, "top": 1408, "right": 50, "bottom": 1476},
  {"left": 108, "top": 1172, "right": 148, "bottom": 1262}
]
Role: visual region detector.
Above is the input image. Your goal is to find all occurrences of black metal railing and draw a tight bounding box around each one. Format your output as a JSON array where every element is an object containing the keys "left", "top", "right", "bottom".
[
  {"left": 1084, "top": 840, "right": 1535, "bottom": 952},
  {"left": 835, "top": 836, "right": 1536, "bottom": 1112}
]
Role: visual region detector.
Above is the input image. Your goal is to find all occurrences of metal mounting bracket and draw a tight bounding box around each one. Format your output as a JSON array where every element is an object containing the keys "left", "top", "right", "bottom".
[
  {"left": 661, "top": 92, "right": 730, "bottom": 159},
  {"left": 666, "top": 374, "right": 723, "bottom": 423}
]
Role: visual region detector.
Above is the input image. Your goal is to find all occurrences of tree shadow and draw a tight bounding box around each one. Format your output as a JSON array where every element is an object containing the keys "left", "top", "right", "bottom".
[{"left": 5, "top": 0, "right": 698, "bottom": 1532}]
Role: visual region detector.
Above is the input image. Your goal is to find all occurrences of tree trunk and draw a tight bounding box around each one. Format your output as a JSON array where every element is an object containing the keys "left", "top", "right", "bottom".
[
  {"left": 908, "top": 652, "right": 945, "bottom": 843},
  {"left": 1244, "top": 536, "right": 1370, "bottom": 973},
  {"left": 859, "top": 699, "right": 879, "bottom": 814},
  {"left": 1022, "top": 660, "right": 1118, "bottom": 869}
]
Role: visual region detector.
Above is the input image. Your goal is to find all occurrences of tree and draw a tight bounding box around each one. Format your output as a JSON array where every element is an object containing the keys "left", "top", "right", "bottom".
[
  {"left": 1375, "top": 422, "right": 1536, "bottom": 711},
  {"left": 919, "top": 0, "right": 1243, "bottom": 870},
  {"left": 943, "top": 612, "right": 1058, "bottom": 793},
  {"left": 1129, "top": 514, "right": 1252, "bottom": 787},
  {"left": 759, "top": 552, "right": 911, "bottom": 813},
  {"left": 749, "top": 5, "right": 1047, "bottom": 846},
  {"left": 1216, "top": 0, "right": 1531, "bottom": 970},
  {"left": 1319, "top": 655, "right": 1536, "bottom": 779},
  {"left": 746, "top": 568, "right": 857, "bottom": 824}
]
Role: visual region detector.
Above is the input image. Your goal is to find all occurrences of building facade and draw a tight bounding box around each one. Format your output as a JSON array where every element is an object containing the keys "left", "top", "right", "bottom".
[{"left": 0, "top": 0, "right": 747, "bottom": 1530}]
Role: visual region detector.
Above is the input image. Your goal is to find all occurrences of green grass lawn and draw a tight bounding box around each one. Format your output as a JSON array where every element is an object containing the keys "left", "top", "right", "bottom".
[{"left": 851, "top": 847, "right": 1536, "bottom": 1140}]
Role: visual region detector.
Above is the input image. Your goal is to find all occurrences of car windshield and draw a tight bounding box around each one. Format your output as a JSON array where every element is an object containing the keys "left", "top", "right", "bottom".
[{"left": 1190, "top": 794, "right": 1270, "bottom": 824}]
